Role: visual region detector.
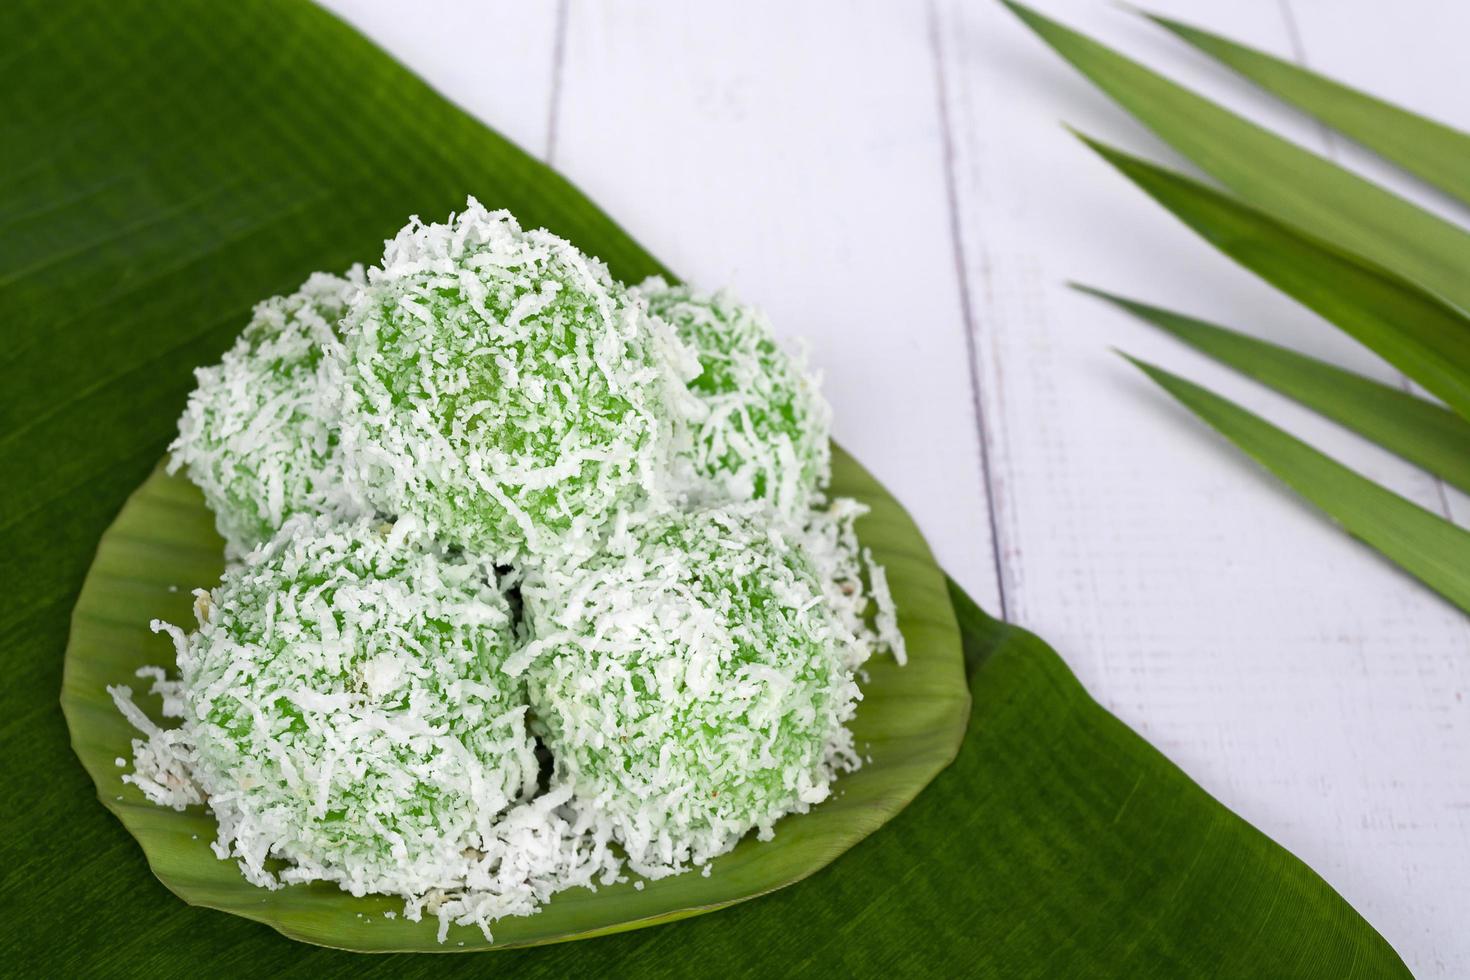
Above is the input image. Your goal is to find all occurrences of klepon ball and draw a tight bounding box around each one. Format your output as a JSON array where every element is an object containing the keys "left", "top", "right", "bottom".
[
  {"left": 145, "top": 515, "right": 534, "bottom": 897},
  {"left": 636, "top": 278, "right": 831, "bottom": 515},
  {"left": 521, "top": 505, "right": 862, "bottom": 876},
  {"left": 169, "top": 270, "right": 365, "bottom": 556},
  {"left": 331, "top": 200, "right": 700, "bottom": 565}
]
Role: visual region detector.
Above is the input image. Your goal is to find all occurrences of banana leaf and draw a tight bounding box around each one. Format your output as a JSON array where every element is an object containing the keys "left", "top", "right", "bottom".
[{"left": 0, "top": 0, "right": 1408, "bottom": 974}]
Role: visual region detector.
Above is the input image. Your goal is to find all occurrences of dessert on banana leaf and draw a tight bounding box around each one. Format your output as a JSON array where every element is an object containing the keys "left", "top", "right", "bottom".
[{"left": 112, "top": 199, "right": 903, "bottom": 942}]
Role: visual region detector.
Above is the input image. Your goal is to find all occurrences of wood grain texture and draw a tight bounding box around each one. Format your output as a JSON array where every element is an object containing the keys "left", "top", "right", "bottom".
[
  {"left": 310, "top": 1, "right": 1470, "bottom": 973},
  {"left": 1275, "top": 5, "right": 1470, "bottom": 971}
]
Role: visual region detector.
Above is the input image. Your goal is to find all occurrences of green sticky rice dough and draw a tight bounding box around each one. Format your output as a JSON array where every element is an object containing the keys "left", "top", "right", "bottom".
[
  {"left": 522, "top": 505, "right": 860, "bottom": 875},
  {"left": 637, "top": 278, "right": 831, "bottom": 515},
  {"left": 169, "top": 270, "right": 364, "bottom": 556},
  {"left": 156, "top": 515, "right": 534, "bottom": 897},
  {"left": 332, "top": 200, "right": 697, "bottom": 564}
]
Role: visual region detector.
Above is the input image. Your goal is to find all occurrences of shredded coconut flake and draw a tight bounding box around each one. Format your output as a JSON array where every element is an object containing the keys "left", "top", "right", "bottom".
[{"left": 113, "top": 515, "right": 618, "bottom": 936}]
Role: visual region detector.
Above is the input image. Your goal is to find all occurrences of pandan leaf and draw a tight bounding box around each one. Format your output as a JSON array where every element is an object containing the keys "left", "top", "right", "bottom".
[
  {"left": 1128, "top": 357, "right": 1470, "bottom": 613},
  {"left": 5, "top": 0, "right": 1407, "bottom": 974},
  {"left": 1003, "top": 1, "right": 1470, "bottom": 314},
  {"left": 1078, "top": 135, "right": 1470, "bottom": 421},
  {"left": 1143, "top": 10, "right": 1470, "bottom": 207},
  {"left": 1079, "top": 286, "right": 1470, "bottom": 494}
]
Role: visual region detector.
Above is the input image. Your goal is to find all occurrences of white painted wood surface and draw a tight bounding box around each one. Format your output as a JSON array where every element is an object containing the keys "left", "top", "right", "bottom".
[{"left": 321, "top": 1, "right": 1470, "bottom": 973}]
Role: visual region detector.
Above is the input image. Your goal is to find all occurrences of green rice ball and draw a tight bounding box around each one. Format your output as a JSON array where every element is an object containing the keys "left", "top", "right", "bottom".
[
  {"left": 169, "top": 269, "right": 364, "bottom": 557},
  {"left": 636, "top": 278, "right": 831, "bottom": 515},
  {"left": 332, "top": 200, "right": 698, "bottom": 565},
  {"left": 520, "top": 505, "right": 861, "bottom": 875},
  {"left": 153, "top": 514, "right": 535, "bottom": 897}
]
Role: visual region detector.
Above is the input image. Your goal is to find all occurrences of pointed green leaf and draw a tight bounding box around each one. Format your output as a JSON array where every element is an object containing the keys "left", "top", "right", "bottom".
[
  {"left": 1078, "top": 136, "right": 1470, "bottom": 421},
  {"left": 1129, "top": 357, "right": 1470, "bottom": 612},
  {"left": 1079, "top": 286, "right": 1470, "bottom": 494},
  {"left": 1003, "top": 1, "right": 1470, "bottom": 313},
  {"left": 1144, "top": 10, "right": 1470, "bottom": 207}
]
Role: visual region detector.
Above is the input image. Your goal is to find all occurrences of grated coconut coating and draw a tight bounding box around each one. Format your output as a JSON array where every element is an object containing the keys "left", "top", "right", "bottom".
[
  {"left": 113, "top": 515, "right": 556, "bottom": 906},
  {"left": 113, "top": 204, "right": 910, "bottom": 940},
  {"left": 518, "top": 505, "right": 863, "bottom": 876},
  {"left": 636, "top": 277, "right": 831, "bottom": 515},
  {"left": 169, "top": 270, "right": 366, "bottom": 556},
  {"left": 330, "top": 201, "right": 700, "bottom": 565}
]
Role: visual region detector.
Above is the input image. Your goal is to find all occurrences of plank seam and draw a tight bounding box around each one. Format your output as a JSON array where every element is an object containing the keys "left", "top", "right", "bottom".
[
  {"left": 926, "top": 0, "right": 1010, "bottom": 620},
  {"left": 543, "top": 0, "right": 571, "bottom": 164}
]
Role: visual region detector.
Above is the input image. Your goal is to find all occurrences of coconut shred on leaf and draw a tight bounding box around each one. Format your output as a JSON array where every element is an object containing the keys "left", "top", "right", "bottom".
[
  {"left": 327, "top": 199, "right": 701, "bottom": 567},
  {"left": 800, "top": 497, "right": 908, "bottom": 669}
]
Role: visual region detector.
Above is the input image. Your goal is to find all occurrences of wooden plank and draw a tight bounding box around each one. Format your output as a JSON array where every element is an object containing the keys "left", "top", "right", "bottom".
[
  {"left": 315, "top": 0, "right": 562, "bottom": 157},
  {"left": 934, "top": 0, "right": 1469, "bottom": 974}
]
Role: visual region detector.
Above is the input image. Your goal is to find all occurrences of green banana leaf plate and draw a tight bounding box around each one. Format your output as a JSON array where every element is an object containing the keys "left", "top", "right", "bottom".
[{"left": 61, "top": 446, "right": 969, "bottom": 951}]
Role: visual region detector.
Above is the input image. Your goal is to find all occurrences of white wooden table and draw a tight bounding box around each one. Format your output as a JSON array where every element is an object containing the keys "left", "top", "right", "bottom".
[{"left": 320, "top": 1, "right": 1470, "bottom": 972}]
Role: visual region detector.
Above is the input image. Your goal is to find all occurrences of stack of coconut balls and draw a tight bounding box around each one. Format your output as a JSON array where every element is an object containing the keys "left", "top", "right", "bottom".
[{"left": 111, "top": 198, "right": 905, "bottom": 941}]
